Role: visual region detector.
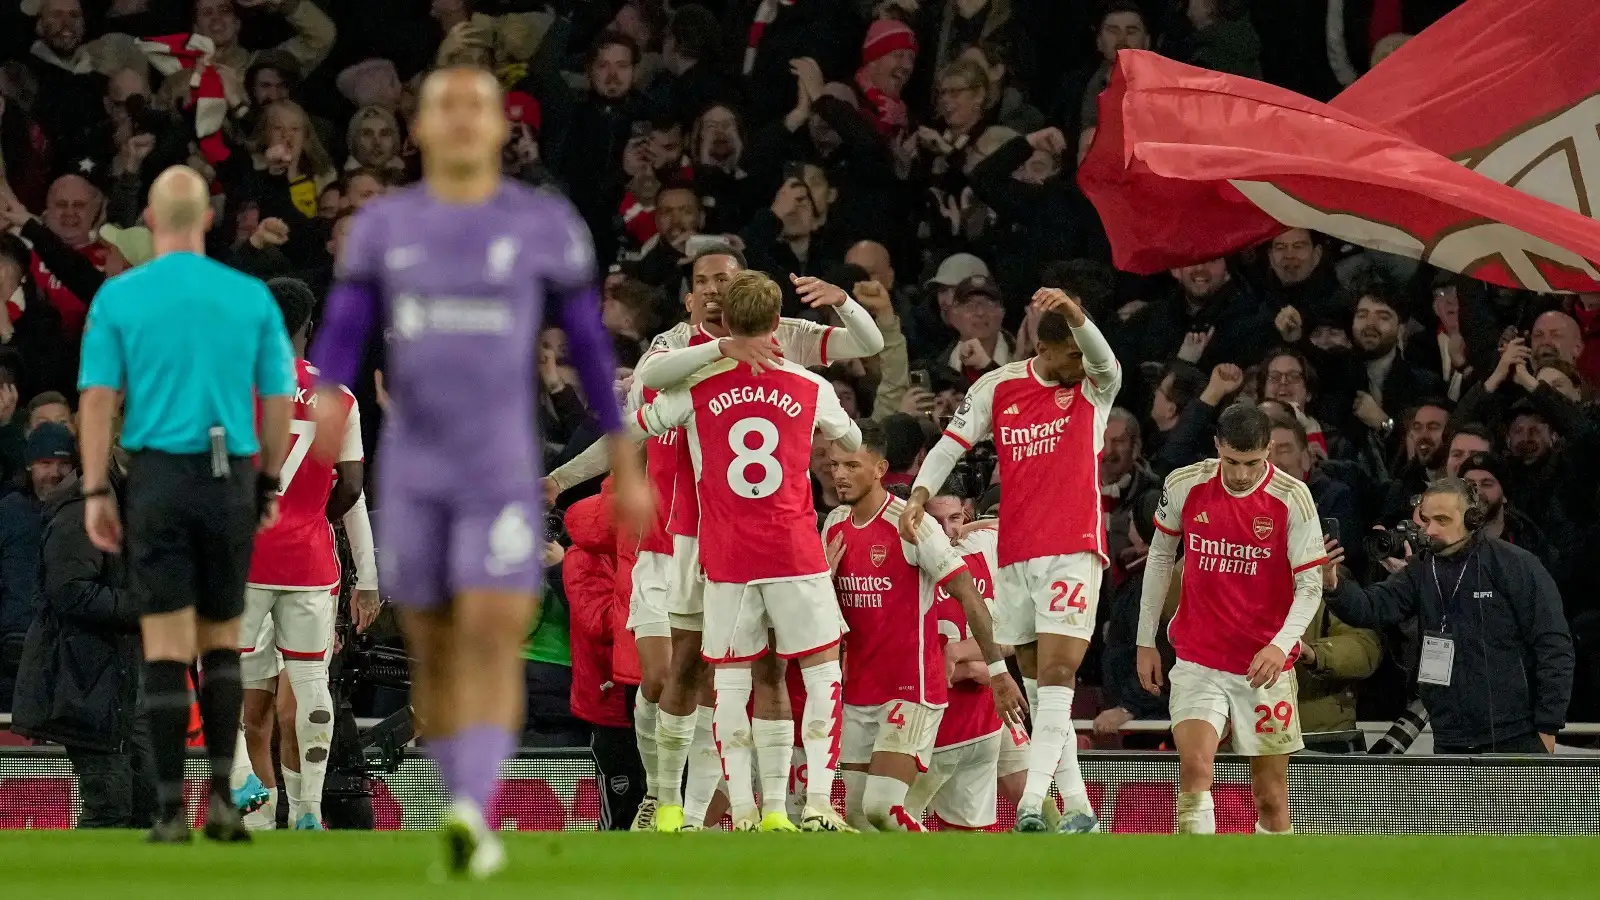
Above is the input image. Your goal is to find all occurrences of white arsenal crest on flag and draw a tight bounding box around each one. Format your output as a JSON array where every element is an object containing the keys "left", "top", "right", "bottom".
[
  {"left": 1252, "top": 516, "right": 1274, "bottom": 541},
  {"left": 870, "top": 544, "right": 889, "bottom": 567},
  {"left": 1055, "top": 388, "right": 1074, "bottom": 410}
]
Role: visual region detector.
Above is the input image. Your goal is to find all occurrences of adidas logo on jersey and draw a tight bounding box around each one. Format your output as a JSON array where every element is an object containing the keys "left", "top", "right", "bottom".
[
  {"left": 1002, "top": 404, "right": 1020, "bottom": 416},
  {"left": 1193, "top": 511, "right": 1210, "bottom": 524}
]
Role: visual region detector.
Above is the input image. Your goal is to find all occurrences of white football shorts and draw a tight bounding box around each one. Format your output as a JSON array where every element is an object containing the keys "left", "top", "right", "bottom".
[
  {"left": 905, "top": 731, "right": 1003, "bottom": 829},
  {"left": 1168, "top": 658, "right": 1304, "bottom": 756},
  {"left": 627, "top": 549, "right": 672, "bottom": 639},
  {"left": 239, "top": 613, "right": 281, "bottom": 687},
  {"left": 840, "top": 701, "right": 943, "bottom": 771},
  {"left": 700, "top": 575, "right": 844, "bottom": 662},
  {"left": 239, "top": 585, "right": 337, "bottom": 683},
  {"left": 995, "top": 552, "right": 1102, "bottom": 646},
  {"left": 668, "top": 534, "right": 705, "bottom": 631}
]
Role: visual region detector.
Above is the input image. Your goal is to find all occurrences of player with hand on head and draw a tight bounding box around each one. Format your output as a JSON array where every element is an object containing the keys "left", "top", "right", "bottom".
[
  {"left": 824, "top": 420, "right": 1022, "bottom": 831},
  {"left": 901, "top": 287, "right": 1119, "bottom": 833},
  {"left": 633, "top": 270, "right": 861, "bottom": 833},
  {"left": 1137, "top": 404, "right": 1327, "bottom": 835},
  {"left": 305, "top": 66, "right": 650, "bottom": 878}
]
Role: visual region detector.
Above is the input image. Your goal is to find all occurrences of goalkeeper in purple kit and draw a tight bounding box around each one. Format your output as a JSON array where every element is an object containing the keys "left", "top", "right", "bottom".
[{"left": 305, "top": 66, "right": 651, "bottom": 878}]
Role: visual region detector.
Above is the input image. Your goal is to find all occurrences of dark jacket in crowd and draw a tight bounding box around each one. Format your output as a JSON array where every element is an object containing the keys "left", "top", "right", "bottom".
[
  {"left": 10, "top": 479, "right": 142, "bottom": 752},
  {"left": 0, "top": 483, "right": 47, "bottom": 638},
  {"left": 1326, "top": 534, "right": 1574, "bottom": 750},
  {"left": 1116, "top": 277, "right": 1273, "bottom": 372}
]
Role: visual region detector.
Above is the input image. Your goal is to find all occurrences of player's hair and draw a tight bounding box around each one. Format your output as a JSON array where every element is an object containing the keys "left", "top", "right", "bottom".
[
  {"left": 1265, "top": 410, "right": 1308, "bottom": 450},
  {"left": 690, "top": 242, "right": 746, "bottom": 271},
  {"left": 268, "top": 277, "right": 317, "bottom": 339},
  {"left": 1215, "top": 402, "right": 1272, "bottom": 453},
  {"left": 856, "top": 417, "right": 888, "bottom": 459},
  {"left": 721, "top": 271, "right": 782, "bottom": 337},
  {"left": 1036, "top": 310, "right": 1073, "bottom": 344},
  {"left": 27, "top": 391, "right": 70, "bottom": 417}
]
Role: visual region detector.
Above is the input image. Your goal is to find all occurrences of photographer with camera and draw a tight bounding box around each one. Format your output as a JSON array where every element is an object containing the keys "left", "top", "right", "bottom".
[{"left": 1323, "top": 477, "right": 1573, "bottom": 753}]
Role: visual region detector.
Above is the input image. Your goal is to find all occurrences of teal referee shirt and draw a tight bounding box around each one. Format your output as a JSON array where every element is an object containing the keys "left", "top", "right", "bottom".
[{"left": 79, "top": 252, "right": 296, "bottom": 456}]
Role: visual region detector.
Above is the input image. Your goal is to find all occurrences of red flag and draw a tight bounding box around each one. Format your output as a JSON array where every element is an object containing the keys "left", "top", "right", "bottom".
[{"left": 1078, "top": 49, "right": 1600, "bottom": 291}]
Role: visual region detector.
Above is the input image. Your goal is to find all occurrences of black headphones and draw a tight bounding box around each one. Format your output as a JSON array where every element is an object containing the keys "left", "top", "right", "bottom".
[{"left": 1459, "top": 478, "right": 1486, "bottom": 532}]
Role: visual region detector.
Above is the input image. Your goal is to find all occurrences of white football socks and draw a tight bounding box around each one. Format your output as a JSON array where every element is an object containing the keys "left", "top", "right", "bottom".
[
  {"left": 230, "top": 728, "right": 255, "bottom": 790},
  {"left": 634, "top": 697, "right": 661, "bottom": 799},
  {"left": 1177, "top": 791, "right": 1216, "bottom": 834},
  {"left": 799, "top": 661, "right": 843, "bottom": 811},
  {"left": 1023, "top": 676, "right": 1040, "bottom": 720},
  {"left": 841, "top": 768, "right": 872, "bottom": 831},
  {"left": 1020, "top": 685, "right": 1091, "bottom": 816},
  {"left": 654, "top": 708, "right": 696, "bottom": 807},
  {"left": 752, "top": 718, "right": 793, "bottom": 817},
  {"left": 284, "top": 659, "right": 332, "bottom": 823},
  {"left": 282, "top": 767, "right": 305, "bottom": 821},
  {"left": 683, "top": 706, "right": 721, "bottom": 826},
  {"left": 1256, "top": 821, "right": 1295, "bottom": 834},
  {"left": 863, "top": 774, "right": 919, "bottom": 831},
  {"left": 711, "top": 669, "right": 757, "bottom": 820}
]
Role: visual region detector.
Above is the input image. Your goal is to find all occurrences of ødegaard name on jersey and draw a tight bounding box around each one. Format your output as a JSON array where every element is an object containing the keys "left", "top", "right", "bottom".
[
  {"left": 708, "top": 385, "right": 804, "bottom": 418},
  {"left": 1188, "top": 532, "right": 1272, "bottom": 576}
]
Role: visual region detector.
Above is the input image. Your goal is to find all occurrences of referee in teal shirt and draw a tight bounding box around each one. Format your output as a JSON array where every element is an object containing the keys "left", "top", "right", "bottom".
[{"left": 77, "top": 167, "right": 296, "bottom": 844}]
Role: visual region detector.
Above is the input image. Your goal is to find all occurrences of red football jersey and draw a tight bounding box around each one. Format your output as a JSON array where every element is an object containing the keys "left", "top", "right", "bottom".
[
  {"left": 638, "top": 356, "right": 856, "bottom": 583},
  {"left": 248, "top": 360, "right": 362, "bottom": 589},
  {"left": 1152, "top": 461, "right": 1326, "bottom": 676},
  {"left": 27, "top": 241, "right": 115, "bottom": 334},
  {"left": 824, "top": 494, "right": 966, "bottom": 708},
  {"left": 630, "top": 380, "right": 678, "bottom": 556},
  {"left": 640, "top": 320, "right": 846, "bottom": 541},
  {"left": 933, "top": 357, "right": 1120, "bottom": 568},
  {"left": 932, "top": 527, "right": 1008, "bottom": 749}
]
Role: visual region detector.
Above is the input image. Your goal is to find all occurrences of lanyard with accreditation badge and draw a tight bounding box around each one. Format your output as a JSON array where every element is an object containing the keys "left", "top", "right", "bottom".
[{"left": 1420, "top": 549, "right": 1473, "bottom": 687}]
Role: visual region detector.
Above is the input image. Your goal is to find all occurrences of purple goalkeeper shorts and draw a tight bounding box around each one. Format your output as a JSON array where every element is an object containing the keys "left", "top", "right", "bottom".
[{"left": 377, "top": 485, "right": 545, "bottom": 606}]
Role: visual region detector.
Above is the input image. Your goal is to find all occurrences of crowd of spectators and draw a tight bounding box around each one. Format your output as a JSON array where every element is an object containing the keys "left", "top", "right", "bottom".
[{"left": 1, "top": 0, "right": 1596, "bottom": 763}]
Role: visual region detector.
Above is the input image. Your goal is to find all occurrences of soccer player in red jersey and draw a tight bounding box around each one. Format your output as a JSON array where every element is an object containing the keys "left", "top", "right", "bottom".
[
  {"left": 901, "top": 287, "right": 1118, "bottom": 833},
  {"left": 824, "top": 422, "right": 1021, "bottom": 831},
  {"left": 236, "top": 278, "right": 377, "bottom": 830},
  {"left": 635, "top": 271, "right": 863, "bottom": 832},
  {"left": 1137, "top": 404, "right": 1326, "bottom": 835},
  {"left": 548, "top": 245, "right": 883, "bottom": 831}
]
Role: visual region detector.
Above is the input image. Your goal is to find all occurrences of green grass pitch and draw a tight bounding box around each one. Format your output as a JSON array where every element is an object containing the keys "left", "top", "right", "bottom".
[{"left": 0, "top": 831, "right": 1589, "bottom": 899}]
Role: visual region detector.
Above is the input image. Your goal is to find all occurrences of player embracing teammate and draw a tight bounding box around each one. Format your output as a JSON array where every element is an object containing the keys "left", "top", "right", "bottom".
[
  {"left": 635, "top": 270, "right": 866, "bottom": 832},
  {"left": 901, "top": 288, "right": 1118, "bottom": 833}
]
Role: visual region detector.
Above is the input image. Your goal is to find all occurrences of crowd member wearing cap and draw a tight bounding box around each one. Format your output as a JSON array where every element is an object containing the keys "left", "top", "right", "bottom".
[
  {"left": 940, "top": 274, "right": 1013, "bottom": 382},
  {"left": 1457, "top": 452, "right": 1554, "bottom": 568},
  {"left": 855, "top": 18, "right": 917, "bottom": 138},
  {"left": 0, "top": 420, "right": 77, "bottom": 710},
  {"left": 908, "top": 251, "right": 988, "bottom": 361},
  {"left": 344, "top": 105, "right": 404, "bottom": 173},
  {"left": 10, "top": 416, "right": 152, "bottom": 828}
]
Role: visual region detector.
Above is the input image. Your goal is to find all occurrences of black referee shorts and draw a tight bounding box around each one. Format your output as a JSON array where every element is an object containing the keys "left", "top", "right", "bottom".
[{"left": 125, "top": 451, "right": 257, "bottom": 621}]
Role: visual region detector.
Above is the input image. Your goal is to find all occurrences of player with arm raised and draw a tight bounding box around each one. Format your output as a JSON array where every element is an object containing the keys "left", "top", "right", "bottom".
[
  {"left": 635, "top": 270, "right": 862, "bottom": 833},
  {"left": 1136, "top": 404, "right": 1326, "bottom": 835},
  {"left": 901, "top": 287, "right": 1118, "bottom": 834},
  {"left": 625, "top": 244, "right": 884, "bottom": 832},
  {"left": 824, "top": 421, "right": 1023, "bottom": 831},
  {"left": 304, "top": 67, "right": 651, "bottom": 878}
]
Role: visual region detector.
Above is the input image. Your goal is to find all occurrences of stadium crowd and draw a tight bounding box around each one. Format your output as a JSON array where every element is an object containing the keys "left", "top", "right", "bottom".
[{"left": 0, "top": 0, "right": 1594, "bottom": 828}]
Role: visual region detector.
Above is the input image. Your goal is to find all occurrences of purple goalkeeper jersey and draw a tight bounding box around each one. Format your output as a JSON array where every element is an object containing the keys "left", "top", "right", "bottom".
[{"left": 309, "top": 180, "right": 620, "bottom": 499}]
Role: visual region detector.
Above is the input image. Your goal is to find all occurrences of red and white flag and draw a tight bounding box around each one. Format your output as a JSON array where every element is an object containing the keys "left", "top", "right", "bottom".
[
  {"left": 138, "top": 33, "right": 240, "bottom": 166},
  {"left": 1078, "top": 0, "right": 1600, "bottom": 292}
]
